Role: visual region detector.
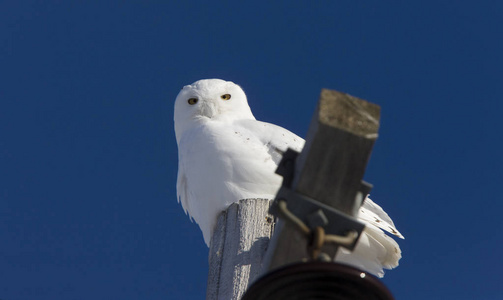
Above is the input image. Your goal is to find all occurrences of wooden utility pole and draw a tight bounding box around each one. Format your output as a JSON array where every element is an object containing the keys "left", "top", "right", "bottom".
[{"left": 207, "top": 89, "right": 389, "bottom": 300}]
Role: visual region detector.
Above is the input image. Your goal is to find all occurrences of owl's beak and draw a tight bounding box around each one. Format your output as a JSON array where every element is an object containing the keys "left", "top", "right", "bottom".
[{"left": 200, "top": 101, "right": 219, "bottom": 119}]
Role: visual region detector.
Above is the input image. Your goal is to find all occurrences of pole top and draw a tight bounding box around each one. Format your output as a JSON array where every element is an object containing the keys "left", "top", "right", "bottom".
[{"left": 318, "top": 89, "right": 380, "bottom": 138}]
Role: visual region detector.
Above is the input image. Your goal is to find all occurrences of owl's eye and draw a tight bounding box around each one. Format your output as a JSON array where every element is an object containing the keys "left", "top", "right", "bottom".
[
  {"left": 221, "top": 94, "right": 231, "bottom": 100},
  {"left": 188, "top": 98, "right": 198, "bottom": 105}
]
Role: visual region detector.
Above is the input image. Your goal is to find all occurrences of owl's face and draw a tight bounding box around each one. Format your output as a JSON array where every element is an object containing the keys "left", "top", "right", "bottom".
[{"left": 174, "top": 79, "right": 255, "bottom": 140}]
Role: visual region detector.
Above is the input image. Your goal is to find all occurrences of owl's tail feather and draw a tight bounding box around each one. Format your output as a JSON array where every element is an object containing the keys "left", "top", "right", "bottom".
[{"left": 335, "top": 225, "right": 402, "bottom": 278}]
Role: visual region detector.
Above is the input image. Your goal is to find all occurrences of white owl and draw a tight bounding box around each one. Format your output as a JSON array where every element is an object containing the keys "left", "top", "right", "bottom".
[{"left": 174, "top": 79, "right": 403, "bottom": 277}]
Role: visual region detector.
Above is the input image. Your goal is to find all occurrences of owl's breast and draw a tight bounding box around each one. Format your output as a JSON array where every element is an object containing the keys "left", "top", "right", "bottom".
[{"left": 179, "top": 120, "right": 281, "bottom": 197}]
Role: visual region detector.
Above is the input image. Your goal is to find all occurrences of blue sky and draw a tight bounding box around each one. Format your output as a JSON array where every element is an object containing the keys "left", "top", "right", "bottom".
[{"left": 1, "top": 1, "right": 502, "bottom": 299}]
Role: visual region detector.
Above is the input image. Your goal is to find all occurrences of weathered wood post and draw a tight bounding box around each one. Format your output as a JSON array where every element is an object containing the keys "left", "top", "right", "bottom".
[
  {"left": 206, "top": 199, "right": 275, "bottom": 300},
  {"left": 263, "top": 89, "right": 380, "bottom": 270},
  {"left": 207, "top": 89, "right": 391, "bottom": 300}
]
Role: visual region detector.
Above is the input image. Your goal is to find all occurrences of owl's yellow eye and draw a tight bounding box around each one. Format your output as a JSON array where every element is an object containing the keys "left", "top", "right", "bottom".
[
  {"left": 221, "top": 94, "right": 231, "bottom": 100},
  {"left": 188, "top": 98, "right": 198, "bottom": 105}
]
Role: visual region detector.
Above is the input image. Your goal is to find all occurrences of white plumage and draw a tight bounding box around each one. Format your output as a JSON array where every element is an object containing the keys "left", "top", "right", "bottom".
[{"left": 174, "top": 79, "right": 403, "bottom": 277}]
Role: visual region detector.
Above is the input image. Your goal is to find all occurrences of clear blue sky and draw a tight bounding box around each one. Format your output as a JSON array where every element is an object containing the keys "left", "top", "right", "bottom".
[{"left": 1, "top": 1, "right": 502, "bottom": 299}]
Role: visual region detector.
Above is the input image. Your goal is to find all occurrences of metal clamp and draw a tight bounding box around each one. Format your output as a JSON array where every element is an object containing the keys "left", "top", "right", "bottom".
[
  {"left": 271, "top": 187, "right": 365, "bottom": 257},
  {"left": 276, "top": 199, "right": 360, "bottom": 259}
]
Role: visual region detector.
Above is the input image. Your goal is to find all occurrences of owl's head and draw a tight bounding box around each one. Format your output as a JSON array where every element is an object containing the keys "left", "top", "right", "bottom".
[{"left": 174, "top": 79, "right": 255, "bottom": 140}]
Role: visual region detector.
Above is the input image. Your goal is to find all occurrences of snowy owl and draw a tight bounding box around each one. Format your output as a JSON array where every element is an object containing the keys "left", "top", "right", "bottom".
[{"left": 174, "top": 79, "right": 403, "bottom": 277}]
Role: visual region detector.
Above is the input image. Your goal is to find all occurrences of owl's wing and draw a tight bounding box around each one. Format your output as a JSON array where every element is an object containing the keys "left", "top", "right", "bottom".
[
  {"left": 236, "top": 119, "right": 305, "bottom": 165},
  {"left": 233, "top": 120, "right": 403, "bottom": 277}
]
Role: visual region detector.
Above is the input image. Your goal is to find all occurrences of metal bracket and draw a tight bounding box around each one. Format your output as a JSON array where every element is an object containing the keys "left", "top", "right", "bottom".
[
  {"left": 275, "top": 148, "right": 299, "bottom": 188},
  {"left": 270, "top": 186, "right": 364, "bottom": 251}
]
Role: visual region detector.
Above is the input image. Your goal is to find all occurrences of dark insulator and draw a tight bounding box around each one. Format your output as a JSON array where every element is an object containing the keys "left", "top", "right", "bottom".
[{"left": 242, "top": 262, "right": 394, "bottom": 300}]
